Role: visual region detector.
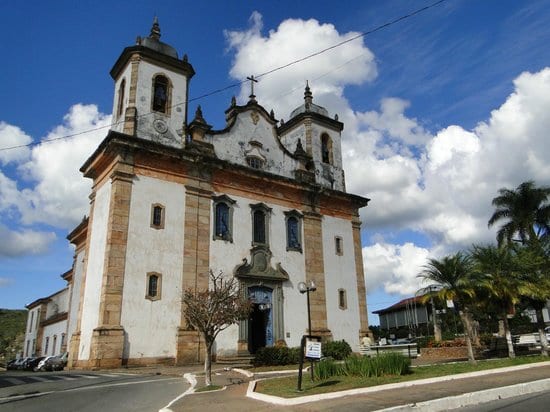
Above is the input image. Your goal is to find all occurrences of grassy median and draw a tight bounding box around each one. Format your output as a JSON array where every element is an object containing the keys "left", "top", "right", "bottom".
[{"left": 255, "top": 355, "right": 549, "bottom": 398}]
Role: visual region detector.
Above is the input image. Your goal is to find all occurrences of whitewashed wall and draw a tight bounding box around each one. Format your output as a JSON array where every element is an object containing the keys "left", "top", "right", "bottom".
[
  {"left": 210, "top": 194, "right": 308, "bottom": 352},
  {"left": 209, "top": 111, "right": 298, "bottom": 179},
  {"left": 24, "top": 307, "right": 40, "bottom": 357},
  {"left": 121, "top": 175, "right": 185, "bottom": 360},
  {"left": 79, "top": 181, "right": 112, "bottom": 360},
  {"left": 67, "top": 249, "right": 85, "bottom": 346},
  {"left": 42, "top": 320, "right": 68, "bottom": 357},
  {"left": 322, "top": 216, "right": 361, "bottom": 351},
  {"left": 46, "top": 289, "right": 68, "bottom": 319}
]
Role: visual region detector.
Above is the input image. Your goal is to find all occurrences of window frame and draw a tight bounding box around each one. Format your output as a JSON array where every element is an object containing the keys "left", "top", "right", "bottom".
[
  {"left": 335, "top": 236, "right": 343, "bottom": 256},
  {"left": 212, "top": 195, "right": 236, "bottom": 242},
  {"left": 151, "top": 74, "right": 172, "bottom": 115},
  {"left": 117, "top": 78, "right": 126, "bottom": 119},
  {"left": 250, "top": 203, "right": 272, "bottom": 246},
  {"left": 145, "top": 272, "right": 162, "bottom": 301},
  {"left": 338, "top": 288, "right": 347, "bottom": 310},
  {"left": 150, "top": 203, "right": 165, "bottom": 230},
  {"left": 321, "top": 133, "right": 333, "bottom": 164},
  {"left": 246, "top": 156, "right": 264, "bottom": 169},
  {"left": 284, "top": 210, "right": 303, "bottom": 252}
]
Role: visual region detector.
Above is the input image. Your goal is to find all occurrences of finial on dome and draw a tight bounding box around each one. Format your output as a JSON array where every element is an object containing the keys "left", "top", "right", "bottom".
[
  {"left": 304, "top": 80, "right": 313, "bottom": 106},
  {"left": 150, "top": 16, "right": 161, "bottom": 40}
]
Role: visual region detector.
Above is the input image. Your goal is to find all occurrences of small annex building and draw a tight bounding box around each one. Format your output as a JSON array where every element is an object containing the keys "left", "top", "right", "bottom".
[{"left": 25, "top": 20, "right": 372, "bottom": 369}]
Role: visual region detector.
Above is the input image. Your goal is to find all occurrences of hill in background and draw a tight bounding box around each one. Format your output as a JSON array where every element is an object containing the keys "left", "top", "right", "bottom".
[{"left": 0, "top": 308, "right": 27, "bottom": 364}]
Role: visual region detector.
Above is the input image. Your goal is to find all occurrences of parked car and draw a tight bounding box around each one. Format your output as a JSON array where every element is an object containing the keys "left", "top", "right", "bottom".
[
  {"left": 35, "top": 355, "right": 65, "bottom": 371},
  {"left": 6, "top": 359, "right": 19, "bottom": 370},
  {"left": 35, "top": 356, "right": 54, "bottom": 371},
  {"left": 23, "top": 357, "right": 45, "bottom": 371},
  {"left": 15, "top": 357, "right": 32, "bottom": 370}
]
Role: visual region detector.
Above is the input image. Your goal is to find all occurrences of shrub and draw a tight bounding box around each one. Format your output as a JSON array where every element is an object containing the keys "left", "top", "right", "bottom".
[
  {"left": 314, "top": 358, "right": 343, "bottom": 380},
  {"left": 322, "top": 340, "right": 352, "bottom": 360},
  {"left": 253, "top": 346, "right": 302, "bottom": 366}
]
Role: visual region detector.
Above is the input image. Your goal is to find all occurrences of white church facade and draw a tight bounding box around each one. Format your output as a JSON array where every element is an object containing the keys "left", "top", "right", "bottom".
[{"left": 25, "top": 20, "right": 371, "bottom": 369}]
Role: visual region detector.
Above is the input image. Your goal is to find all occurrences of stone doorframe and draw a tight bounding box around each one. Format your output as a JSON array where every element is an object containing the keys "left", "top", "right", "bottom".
[
  {"left": 234, "top": 245, "right": 289, "bottom": 354},
  {"left": 238, "top": 280, "right": 285, "bottom": 354}
]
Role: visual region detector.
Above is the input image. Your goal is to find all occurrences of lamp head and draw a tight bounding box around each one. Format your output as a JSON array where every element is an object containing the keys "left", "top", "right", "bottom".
[{"left": 298, "top": 281, "right": 307, "bottom": 294}]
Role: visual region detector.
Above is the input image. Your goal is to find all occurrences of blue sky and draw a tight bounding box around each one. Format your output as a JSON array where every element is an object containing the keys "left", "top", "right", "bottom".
[{"left": 1, "top": 0, "right": 550, "bottom": 325}]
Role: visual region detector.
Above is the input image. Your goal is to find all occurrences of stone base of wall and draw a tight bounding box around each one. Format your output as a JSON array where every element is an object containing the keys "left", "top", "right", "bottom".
[
  {"left": 175, "top": 329, "right": 204, "bottom": 365},
  {"left": 67, "top": 332, "right": 81, "bottom": 369},
  {"left": 88, "top": 325, "right": 125, "bottom": 369},
  {"left": 122, "top": 356, "right": 175, "bottom": 367}
]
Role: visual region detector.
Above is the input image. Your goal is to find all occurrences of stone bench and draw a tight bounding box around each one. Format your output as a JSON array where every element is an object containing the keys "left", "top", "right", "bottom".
[{"left": 359, "top": 343, "right": 418, "bottom": 358}]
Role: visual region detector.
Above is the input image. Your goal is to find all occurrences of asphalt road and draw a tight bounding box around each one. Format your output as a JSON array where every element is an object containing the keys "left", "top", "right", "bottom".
[{"left": 0, "top": 371, "right": 188, "bottom": 412}]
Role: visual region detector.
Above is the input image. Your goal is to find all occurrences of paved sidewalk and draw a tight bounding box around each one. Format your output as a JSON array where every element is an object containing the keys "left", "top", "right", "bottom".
[{"left": 167, "top": 361, "right": 550, "bottom": 412}]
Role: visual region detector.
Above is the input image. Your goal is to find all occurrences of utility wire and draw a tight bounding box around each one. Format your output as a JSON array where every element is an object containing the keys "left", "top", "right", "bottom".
[{"left": 0, "top": 0, "right": 448, "bottom": 153}]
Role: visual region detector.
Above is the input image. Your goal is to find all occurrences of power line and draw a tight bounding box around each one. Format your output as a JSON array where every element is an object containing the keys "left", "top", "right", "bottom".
[{"left": 0, "top": 0, "right": 448, "bottom": 153}]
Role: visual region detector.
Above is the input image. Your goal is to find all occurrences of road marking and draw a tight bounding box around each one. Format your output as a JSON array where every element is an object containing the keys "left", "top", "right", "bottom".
[
  {"left": 0, "top": 377, "right": 180, "bottom": 403},
  {"left": 2, "top": 378, "right": 25, "bottom": 385},
  {"left": 68, "top": 374, "right": 100, "bottom": 379},
  {"left": 27, "top": 376, "right": 50, "bottom": 382},
  {"left": 159, "top": 373, "right": 195, "bottom": 412}
]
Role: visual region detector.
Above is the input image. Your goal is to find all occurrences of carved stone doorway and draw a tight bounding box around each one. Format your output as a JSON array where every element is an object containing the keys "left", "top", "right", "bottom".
[{"left": 248, "top": 286, "right": 273, "bottom": 353}]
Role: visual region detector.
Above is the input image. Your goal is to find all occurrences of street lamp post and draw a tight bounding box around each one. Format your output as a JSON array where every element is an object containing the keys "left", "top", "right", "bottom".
[{"left": 298, "top": 280, "right": 316, "bottom": 383}]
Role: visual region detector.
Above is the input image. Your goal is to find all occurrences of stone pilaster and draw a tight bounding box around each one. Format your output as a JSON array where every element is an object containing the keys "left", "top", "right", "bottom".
[
  {"left": 303, "top": 211, "right": 331, "bottom": 339},
  {"left": 88, "top": 160, "right": 134, "bottom": 368},
  {"left": 352, "top": 217, "right": 371, "bottom": 339},
  {"left": 176, "top": 183, "right": 212, "bottom": 365},
  {"left": 68, "top": 192, "right": 95, "bottom": 369},
  {"left": 123, "top": 54, "right": 140, "bottom": 136}
]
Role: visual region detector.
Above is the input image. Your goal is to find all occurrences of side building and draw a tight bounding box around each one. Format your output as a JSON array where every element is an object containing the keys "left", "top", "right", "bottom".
[{"left": 25, "top": 20, "right": 372, "bottom": 369}]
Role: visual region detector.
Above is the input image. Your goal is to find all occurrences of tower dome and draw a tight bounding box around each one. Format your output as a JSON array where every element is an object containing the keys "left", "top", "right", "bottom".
[
  {"left": 137, "top": 17, "right": 178, "bottom": 59},
  {"left": 289, "top": 81, "right": 329, "bottom": 119}
]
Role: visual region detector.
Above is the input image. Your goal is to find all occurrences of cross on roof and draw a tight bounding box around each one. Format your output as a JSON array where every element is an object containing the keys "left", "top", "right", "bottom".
[{"left": 247, "top": 75, "right": 258, "bottom": 101}]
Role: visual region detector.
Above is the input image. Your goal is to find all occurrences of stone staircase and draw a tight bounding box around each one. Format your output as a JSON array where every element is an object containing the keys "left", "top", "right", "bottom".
[{"left": 215, "top": 354, "right": 255, "bottom": 367}]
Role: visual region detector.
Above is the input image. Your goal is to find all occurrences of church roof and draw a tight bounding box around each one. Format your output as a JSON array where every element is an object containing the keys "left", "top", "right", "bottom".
[
  {"left": 289, "top": 81, "right": 329, "bottom": 119},
  {"left": 137, "top": 17, "right": 178, "bottom": 59}
]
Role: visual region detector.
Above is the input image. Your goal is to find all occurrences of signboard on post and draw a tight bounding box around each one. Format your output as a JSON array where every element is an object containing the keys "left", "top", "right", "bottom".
[{"left": 305, "top": 339, "right": 322, "bottom": 359}]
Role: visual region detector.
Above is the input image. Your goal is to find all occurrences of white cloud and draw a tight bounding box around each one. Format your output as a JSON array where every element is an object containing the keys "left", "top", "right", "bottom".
[
  {"left": 0, "top": 224, "right": 56, "bottom": 257},
  {"left": 12, "top": 104, "right": 111, "bottom": 228},
  {"left": 0, "top": 122, "right": 32, "bottom": 165},
  {"left": 0, "top": 277, "right": 14, "bottom": 287},
  {"left": 363, "top": 242, "right": 430, "bottom": 295},
  {"left": 225, "top": 12, "right": 377, "bottom": 121},
  {"left": 225, "top": 13, "right": 550, "bottom": 299}
]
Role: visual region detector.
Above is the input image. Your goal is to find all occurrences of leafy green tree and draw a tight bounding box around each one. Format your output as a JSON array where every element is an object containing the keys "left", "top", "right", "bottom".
[
  {"left": 470, "top": 244, "right": 521, "bottom": 358},
  {"left": 515, "top": 242, "right": 550, "bottom": 356},
  {"left": 488, "top": 181, "right": 550, "bottom": 246},
  {"left": 183, "top": 271, "right": 252, "bottom": 386},
  {"left": 417, "top": 253, "right": 478, "bottom": 363},
  {"left": 488, "top": 181, "right": 550, "bottom": 355}
]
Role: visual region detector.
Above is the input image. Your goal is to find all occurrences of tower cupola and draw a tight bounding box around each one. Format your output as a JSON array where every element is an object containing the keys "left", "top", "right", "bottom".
[{"left": 109, "top": 18, "right": 195, "bottom": 147}]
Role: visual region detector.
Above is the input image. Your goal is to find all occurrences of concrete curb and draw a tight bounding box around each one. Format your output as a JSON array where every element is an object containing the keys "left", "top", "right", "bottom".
[
  {"left": 246, "top": 361, "right": 550, "bottom": 406},
  {"left": 378, "top": 378, "right": 550, "bottom": 411}
]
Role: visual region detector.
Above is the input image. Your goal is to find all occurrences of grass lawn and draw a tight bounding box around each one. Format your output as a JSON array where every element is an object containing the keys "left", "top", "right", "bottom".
[{"left": 255, "top": 355, "right": 549, "bottom": 398}]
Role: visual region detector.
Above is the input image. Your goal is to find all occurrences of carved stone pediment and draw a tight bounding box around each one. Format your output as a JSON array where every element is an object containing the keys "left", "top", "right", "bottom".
[{"left": 234, "top": 245, "right": 289, "bottom": 281}]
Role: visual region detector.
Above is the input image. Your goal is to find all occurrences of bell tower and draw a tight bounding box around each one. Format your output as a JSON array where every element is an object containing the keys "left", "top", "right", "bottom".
[{"left": 109, "top": 18, "right": 195, "bottom": 147}]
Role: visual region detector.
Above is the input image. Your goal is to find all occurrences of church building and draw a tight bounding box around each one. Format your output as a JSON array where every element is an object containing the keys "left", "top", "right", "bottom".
[{"left": 25, "top": 19, "right": 371, "bottom": 369}]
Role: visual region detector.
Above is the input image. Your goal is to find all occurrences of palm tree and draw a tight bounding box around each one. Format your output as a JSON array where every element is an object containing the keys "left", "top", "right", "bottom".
[
  {"left": 515, "top": 242, "right": 550, "bottom": 356},
  {"left": 417, "top": 252, "right": 477, "bottom": 363},
  {"left": 470, "top": 244, "right": 521, "bottom": 358},
  {"left": 488, "top": 181, "right": 550, "bottom": 247},
  {"left": 488, "top": 181, "right": 550, "bottom": 355}
]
